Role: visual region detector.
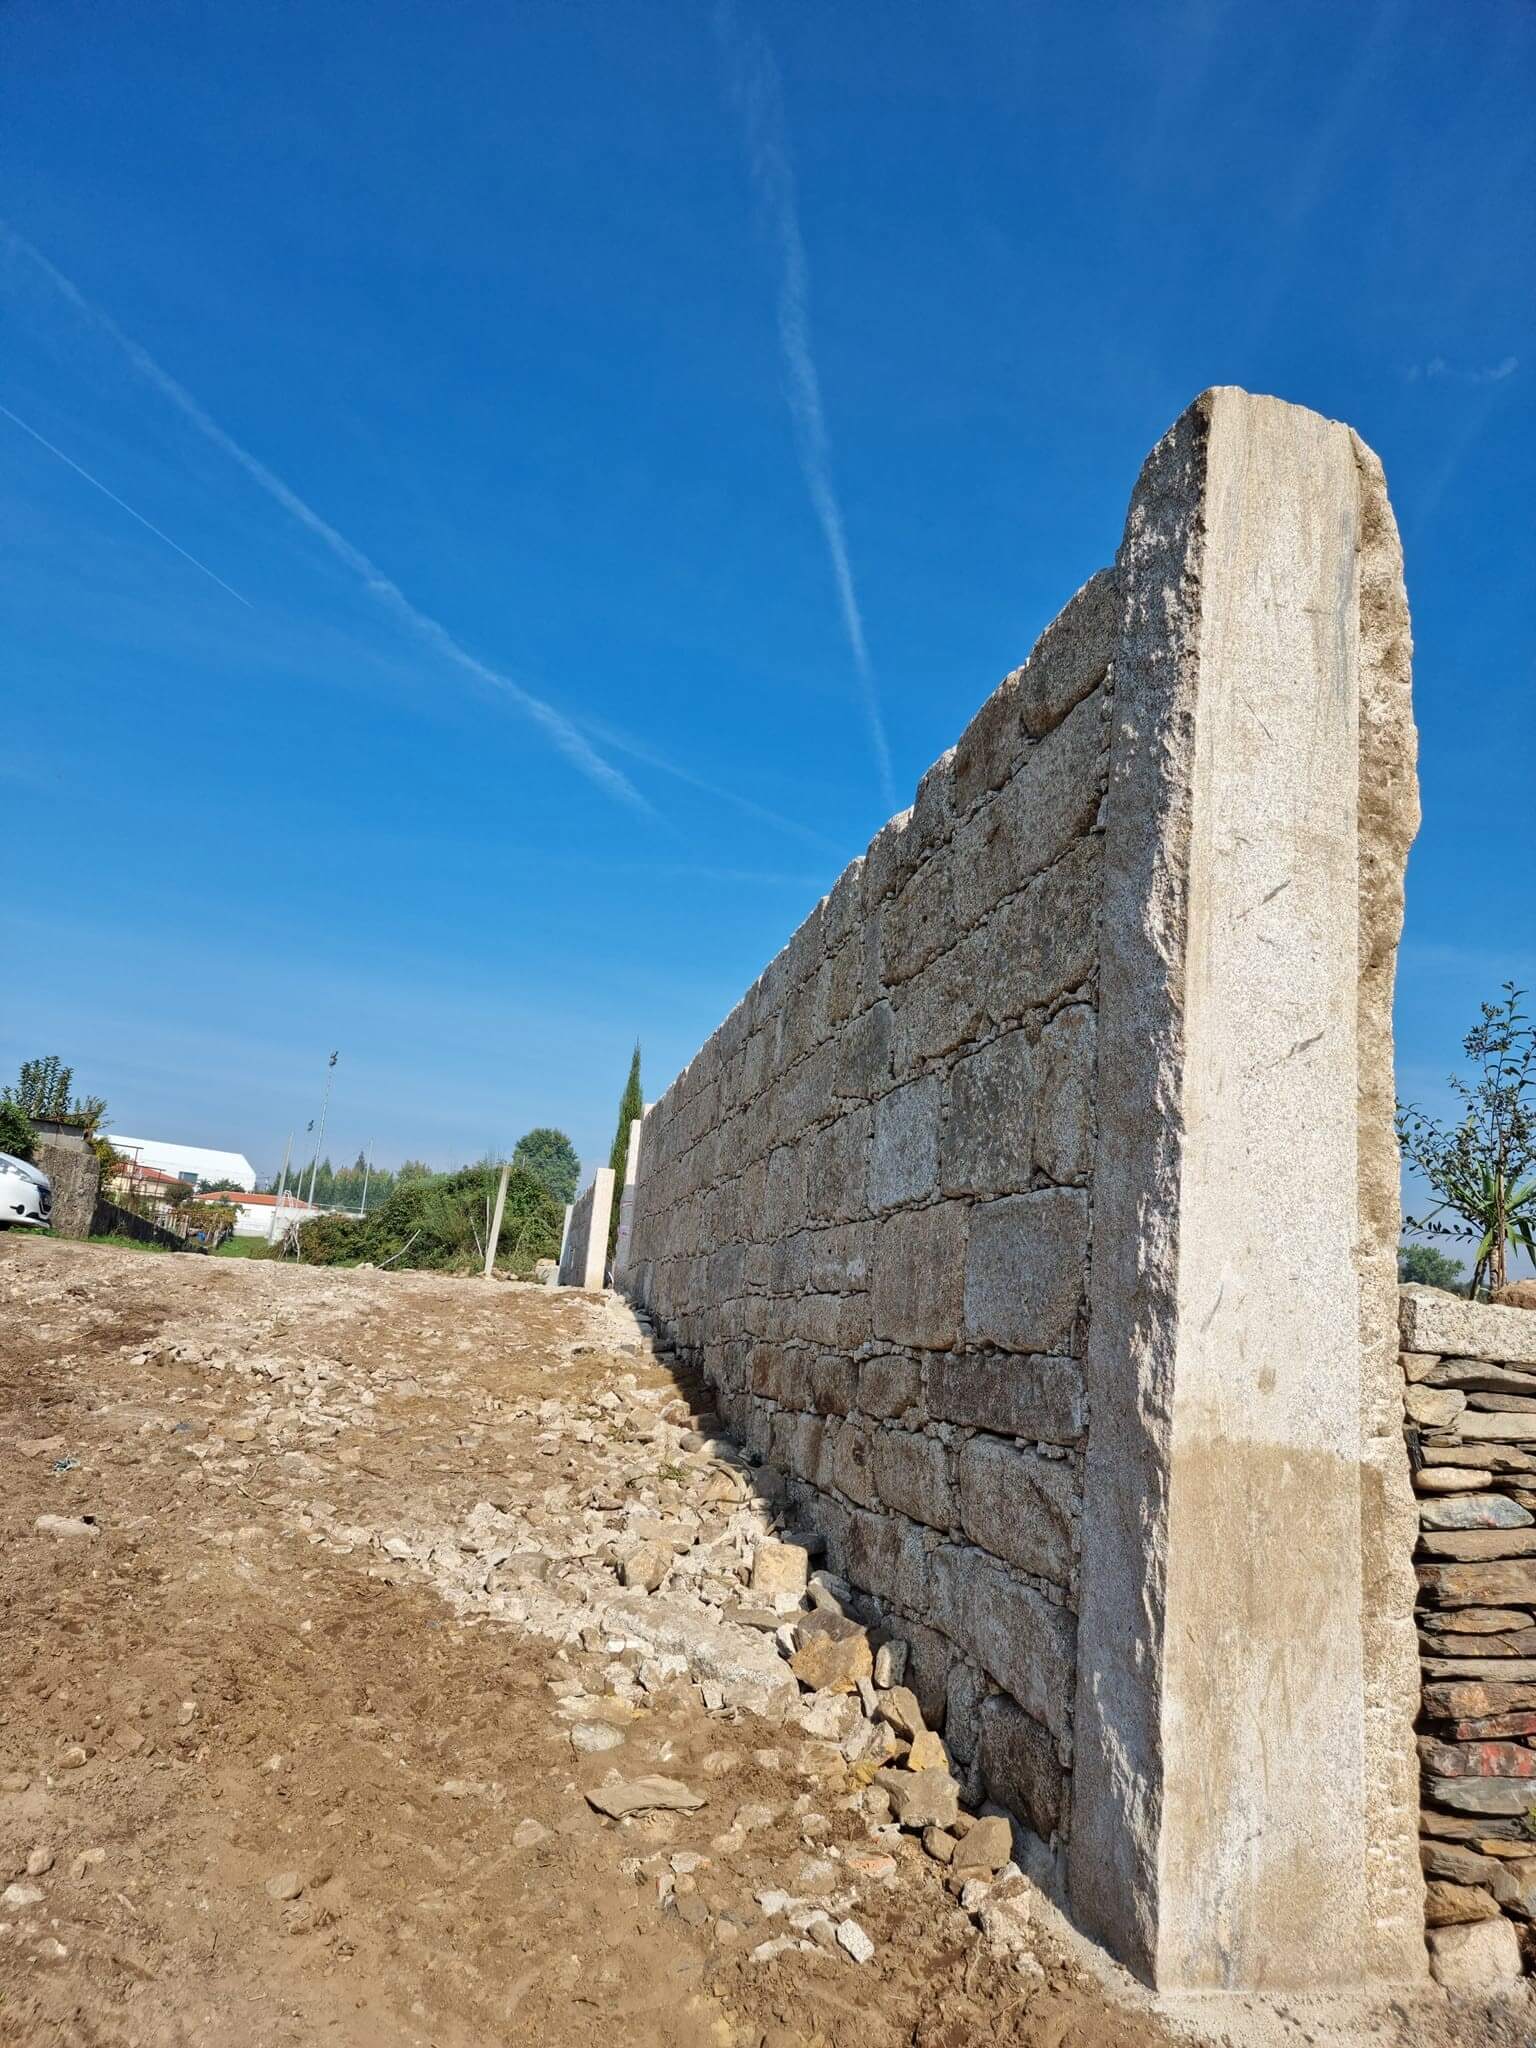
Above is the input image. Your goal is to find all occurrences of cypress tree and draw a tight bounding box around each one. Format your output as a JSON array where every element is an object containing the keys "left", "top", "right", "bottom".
[{"left": 607, "top": 1043, "right": 643, "bottom": 1251}]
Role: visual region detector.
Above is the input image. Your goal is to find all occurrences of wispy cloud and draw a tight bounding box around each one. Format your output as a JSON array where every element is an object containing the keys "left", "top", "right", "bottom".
[
  {"left": 0, "top": 220, "right": 649, "bottom": 816},
  {"left": 0, "top": 399, "right": 251, "bottom": 605},
  {"left": 714, "top": 1, "right": 897, "bottom": 813},
  {"left": 1406, "top": 354, "right": 1520, "bottom": 386}
]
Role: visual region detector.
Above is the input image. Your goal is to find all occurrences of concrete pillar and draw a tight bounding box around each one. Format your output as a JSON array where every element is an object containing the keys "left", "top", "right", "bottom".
[
  {"left": 557, "top": 1168, "right": 615, "bottom": 1291},
  {"left": 1070, "top": 389, "right": 1423, "bottom": 1989},
  {"left": 611, "top": 1117, "right": 645, "bottom": 1286}
]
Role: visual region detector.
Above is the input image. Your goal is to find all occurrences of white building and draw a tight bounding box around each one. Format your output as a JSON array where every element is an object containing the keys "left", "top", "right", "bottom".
[
  {"left": 193, "top": 1189, "right": 321, "bottom": 1239},
  {"left": 110, "top": 1136, "right": 257, "bottom": 1192}
]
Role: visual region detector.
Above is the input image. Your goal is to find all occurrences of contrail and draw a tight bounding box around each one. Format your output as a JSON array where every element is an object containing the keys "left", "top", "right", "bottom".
[
  {"left": 583, "top": 714, "right": 845, "bottom": 855},
  {"left": 715, "top": 1, "right": 897, "bottom": 812},
  {"left": 0, "top": 221, "right": 649, "bottom": 816},
  {"left": 0, "top": 399, "right": 251, "bottom": 606}
]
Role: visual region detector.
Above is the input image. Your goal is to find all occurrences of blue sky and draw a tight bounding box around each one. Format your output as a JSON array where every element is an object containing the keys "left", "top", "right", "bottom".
[{"left": 2, "top": 0, "right": 1532, "bottom": 1202}]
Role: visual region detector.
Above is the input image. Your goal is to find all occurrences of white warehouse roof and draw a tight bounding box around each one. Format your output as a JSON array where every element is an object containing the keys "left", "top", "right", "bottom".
[{"left": 110, "top": 1136, "right": 257, "bottom": 1192}]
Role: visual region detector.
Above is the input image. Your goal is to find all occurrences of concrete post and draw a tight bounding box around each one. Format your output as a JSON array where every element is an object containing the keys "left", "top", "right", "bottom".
[{"left": 611, "top": 1116, "right": 644, "bottom": 1286}]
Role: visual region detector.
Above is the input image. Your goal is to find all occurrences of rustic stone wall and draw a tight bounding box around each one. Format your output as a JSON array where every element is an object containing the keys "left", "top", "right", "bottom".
[
  {"left": 1402, "top": 1284, "right": 1536, "bottom": 1990},
  {"left": 627, "top": 565, "right": 1112, "bottom": 1873},
  {"left": 624, "top": 388, "right": 1423, "bottom": 1992},
  {"left": 32, "top": 1134, "right": 100, "bottom": 1239}
]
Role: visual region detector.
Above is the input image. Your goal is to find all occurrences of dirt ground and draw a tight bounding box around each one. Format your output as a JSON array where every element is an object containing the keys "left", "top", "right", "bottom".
[{"left": 0, "top": 1238, "right": 1524, "bottom": 2048}]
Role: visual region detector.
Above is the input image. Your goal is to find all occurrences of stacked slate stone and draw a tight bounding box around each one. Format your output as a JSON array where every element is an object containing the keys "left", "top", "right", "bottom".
[{"left": 1403, "top": 1284, "right": 1536, "bottom": 1989}]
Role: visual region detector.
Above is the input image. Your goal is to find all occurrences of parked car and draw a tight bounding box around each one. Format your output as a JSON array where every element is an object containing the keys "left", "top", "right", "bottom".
[{"left": 0, "top": 1151, "right": 52, "bottom": 1229}]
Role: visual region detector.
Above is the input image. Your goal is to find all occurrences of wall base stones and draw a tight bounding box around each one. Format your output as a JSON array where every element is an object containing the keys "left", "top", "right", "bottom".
[
  {"left": 625, "top": 388, "right": 1423, "bottom": 1993},
  {"left": 1402, "top": 1284, "right": 1536, "bottom": 1991}
]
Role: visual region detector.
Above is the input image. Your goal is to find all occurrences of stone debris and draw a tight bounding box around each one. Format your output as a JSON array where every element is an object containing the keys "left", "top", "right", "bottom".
[
  {"left": 2, "top": 1251, "right": 1069, "bottom": 2024},
  {"left": 586, "top": 1775, "right": 706, "bottom": 1818},
  {"left": 33, "top": 1513, "right": 99, "bottom": 1539},
  {"left": 835, "top": 1916, "right": 875, "bottom": 1963}
]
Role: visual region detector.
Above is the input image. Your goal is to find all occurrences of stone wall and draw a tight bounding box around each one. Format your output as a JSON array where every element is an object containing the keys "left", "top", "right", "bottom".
[
  {"left": 1402, "top": 1284, "right": 1536, "bottom": 1990},
  {"left": 32, "top": 1134, "right": 100, "bottom": 1239},
  {"left": 558, "top": 1167, "right": 613, "bottom": 1290},
  {"left": 623, "top": 388, "right": 1424, "bottom": 1992}
]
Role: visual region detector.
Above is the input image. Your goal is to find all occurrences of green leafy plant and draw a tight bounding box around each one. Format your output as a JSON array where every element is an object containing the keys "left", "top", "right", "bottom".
[
  {"left": 512, "top": 1126, "right": 580, "bottom": 1207},
  {"left": 1397, "top": 984, "right": 1536, "bottom": 1298},
  {"left": 0, "top": 1099, "right": 35, "bottom": 1160},
  {"left": 277, "top": 1163, "right": 562, "bottom": 1275},
  {"left": 4, "top": 1056, "right": 108, "bottom": 1137}
]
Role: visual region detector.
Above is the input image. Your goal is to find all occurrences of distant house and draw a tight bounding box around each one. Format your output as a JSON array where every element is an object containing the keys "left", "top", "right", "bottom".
[
  {"left": 191, "top": 1188, "right": 322, "bottom": 1239},
  {"left": 106, "top": 1158, "right": 190, "bottom": 1201},
  {"left": 109, "top": 1137, "right": 257, "bottom": 1192}
]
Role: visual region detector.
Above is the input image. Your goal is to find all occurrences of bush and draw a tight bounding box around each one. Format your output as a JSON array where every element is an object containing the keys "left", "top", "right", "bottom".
[
  {"left": 0, "top": 1100, "right": 34, "bottom": 1161},
  {"left": 278, "top": 1163, "right": 562, "bottom": 1275}
]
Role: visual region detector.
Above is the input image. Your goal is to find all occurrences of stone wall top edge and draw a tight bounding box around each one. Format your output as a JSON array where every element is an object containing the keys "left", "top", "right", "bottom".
[
  {"left": 1399, "top": 1284, "right": 1536, "bottom": 1366},
  {"left": 640, "top": 571, "right": 1117, "bottom": 1132}
]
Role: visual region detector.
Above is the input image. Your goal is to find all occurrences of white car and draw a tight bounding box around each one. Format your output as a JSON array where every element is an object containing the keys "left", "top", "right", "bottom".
[{"left": 0, "top": 1151, "right": 52, "bottom": 1229}]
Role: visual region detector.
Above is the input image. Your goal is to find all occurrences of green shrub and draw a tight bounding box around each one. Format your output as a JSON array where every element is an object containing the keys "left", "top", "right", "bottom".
[
  {"left": 0, "top": 1100, "right": 35, "bottom": 1161},
  {"left": 279, "top": 1163, "right": 562, "bottom": 1275}
]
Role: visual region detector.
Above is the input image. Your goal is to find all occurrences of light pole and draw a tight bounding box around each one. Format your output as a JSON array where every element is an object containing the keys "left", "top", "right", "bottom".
[
  {"left": 359, "top": 1139, "right": 373, "bottom": 1219},
  {"left": 305, "top": 1051, "right": 339, "bottom": 1208}
]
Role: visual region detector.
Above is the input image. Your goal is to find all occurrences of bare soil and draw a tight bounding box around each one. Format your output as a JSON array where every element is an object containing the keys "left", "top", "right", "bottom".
[{"left": 0, "top": 1237, "right": 1522, "bottom": 2048}]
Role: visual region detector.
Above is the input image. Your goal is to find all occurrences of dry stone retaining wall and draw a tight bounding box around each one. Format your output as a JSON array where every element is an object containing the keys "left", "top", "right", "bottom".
[
  {"left": 624, "top": 387, "right": 1424, "bottom": 1993},
  {"left": 1402, "top": 1284, "right": 1536, "bottom": 1988}
]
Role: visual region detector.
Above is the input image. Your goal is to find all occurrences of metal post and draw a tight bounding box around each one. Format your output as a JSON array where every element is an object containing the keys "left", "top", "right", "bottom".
[
  {"left": 484, "top": 1161, "right": 511, "bottom": 1279},
  {"left": 359, "top": 1140, "right": 373, "bottom": 1218},
  {"left": 267, "top": 1132, "right": 293, "bottom": 1244},
  {"left": 304, "top": 1051, "right": 339, "bottom": 1207}
]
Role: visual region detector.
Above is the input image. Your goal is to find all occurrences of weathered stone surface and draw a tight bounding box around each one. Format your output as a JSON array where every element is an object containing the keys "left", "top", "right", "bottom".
[
  {"left": 963, "top": 1189, "right": 1086, "bottom": 1354},
  {"left": 869, "top": 1429, "right": 953, "bottom": 1531},
  {"left": 952, "top": 689, "right": 1104, "bottom": 929},
  {"left": 1404, "top": 1385, "right": 1467, "bottom": 1428},
  {"left": 925, "top": 1352, "right": 1085, "bottom": 1443},
  {"left": 751, "top": 1539, "right": 811, "bottom": 1600},
  {"left": 931, "top": 1545, "right": 1075, "bottom": 1743},
  {"left": 1071, "top": 389, "right": 1422, "bottom": 1993},
  {"left": 1423, "top": 1881, "right": 1500, "bottom": 1927},
  {"left": 1034, "top": 1005, "right": 1095, "bottom": 1185},
  {"left": 978, "top": 1691, "right": 1065, "bottom": 1841},
  {"left": 874, "top": 1766, "right": 960, "bottom": 1830},
  {"left": 1494, "top": 1280, "right": 1536, "bottom": 1312},
  {"left": 585, "top": 1776, "right": 705, "bottom": 1818},
  {"left": 940, "top": 1030, "right": 1035, "bottom": 1199},
  {"left": 1419, "top": 1562, "right": 1536, "bottom": 1613},
  {"left": 870, "top": 1203, "right": 966, "bottom": 1350},
  {"left": 868, "top": 1076, "right": 941, "bottom": 1211},
  {"left": 790, "top": 1628, "right": 872, "bottom": 1695},
  {"left": 952, "top": 1814, "right": 1015, "bottom": 1875},
  {"left": 1401, "top": 1287, "right": 1536, "bottom": 1370},
  {"left": 988, "top": 839, "right": 1102, "bottom": 1021},
  {"left": 1426, "top": 1914, "right": 1523, "bottom": 1989},
  {"left": 1456, "top": 1411, "right": 1536, "bottom": 1441},
  {"left": 1428, "top": 1357, "right": 1536, "bottom": 1395},
  {"left": 1418, "top": 1529, "right": 1536, "bottom": 1561},
  {"left": 1420, "top": 1738, "right": 1536, "bottom": 1779},
  {"left": 1420, "top": 1495, "right": 1534, "bottom": 1532},
  {"left": 957, "top": 1437, "right": 1075, "bottom": 1586},
  {"left": 874, "top": 1686, "right": 926, "bottom": 1741},
  {"left": 1415, "top": 1467, "right": 1495, "bottom": 1494},
  {"left": 1425, "top": 1776, "right": 1536, "bottom": 1816}
]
